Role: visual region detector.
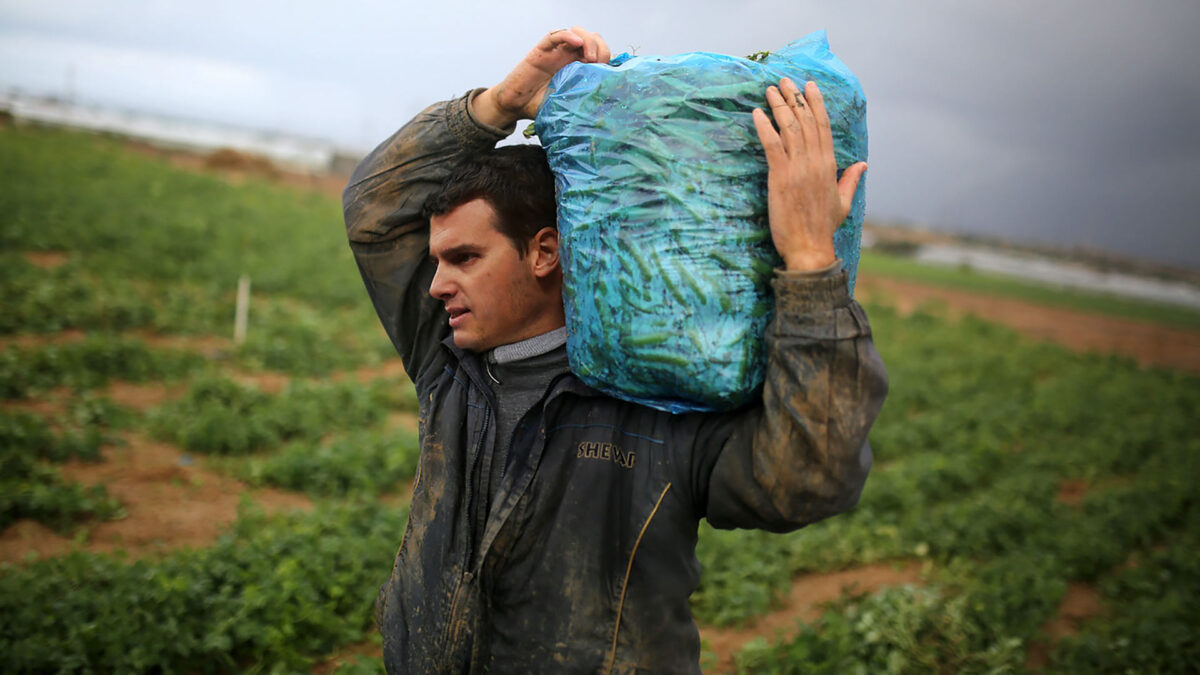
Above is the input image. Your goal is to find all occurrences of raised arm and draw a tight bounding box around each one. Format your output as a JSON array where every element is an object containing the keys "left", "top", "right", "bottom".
[
  {"left": 343, "top": 93, "right": 508, "bottom": 379},
  {"left": 694, "top": 78, "right": 886, "bottom": 531},
  {"left": 342, "top": 27, "right": 609, "bottom": 379}
]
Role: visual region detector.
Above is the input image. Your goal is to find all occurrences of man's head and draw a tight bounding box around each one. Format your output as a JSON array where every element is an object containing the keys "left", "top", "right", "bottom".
[{"left": 422, "top": 145, "right": 565, "bottom": 352}]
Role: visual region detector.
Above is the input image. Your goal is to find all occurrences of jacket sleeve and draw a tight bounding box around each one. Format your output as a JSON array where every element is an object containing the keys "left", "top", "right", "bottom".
[
  {"left": 342, "top": 90, "right": 511, "bottom": 380},
  {"left": 693, "top": 269, "right": 888, "bottom": 532}
]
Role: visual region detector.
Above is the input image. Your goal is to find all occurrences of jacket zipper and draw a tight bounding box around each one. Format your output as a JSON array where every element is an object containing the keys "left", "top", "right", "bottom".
[
  {"left": 605, "top": 482, "right": 673, "bottom": 673},
  {"left": 442, "top": 404, "right": 490, "bottom": 664},
  {"left": 467, "top": 406, "right": 491, "bottom": 561}
]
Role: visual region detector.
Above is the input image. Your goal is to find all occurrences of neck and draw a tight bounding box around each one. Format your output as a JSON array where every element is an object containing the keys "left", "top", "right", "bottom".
[{"left": 489, "top": 326, "right": 568, "bottom": 364}]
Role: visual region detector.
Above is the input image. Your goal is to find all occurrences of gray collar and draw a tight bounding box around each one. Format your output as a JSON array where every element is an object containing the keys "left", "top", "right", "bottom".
[{"left": 488, "top": 327, "right": 568, "bottom": 364}]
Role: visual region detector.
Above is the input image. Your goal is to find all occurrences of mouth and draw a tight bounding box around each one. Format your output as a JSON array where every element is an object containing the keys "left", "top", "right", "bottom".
[{"left": 446, "top": 306, "right": 470, "bottom": 329}]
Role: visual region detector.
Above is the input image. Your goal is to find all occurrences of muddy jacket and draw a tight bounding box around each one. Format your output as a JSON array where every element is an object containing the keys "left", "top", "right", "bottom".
[{"left": 343, "top": 90, "right": 888, "bottom": 674}]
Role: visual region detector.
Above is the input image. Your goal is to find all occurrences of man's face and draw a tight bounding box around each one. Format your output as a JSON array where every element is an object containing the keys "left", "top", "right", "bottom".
[{"left": 428, "top": 199, "right": 560, "bottom": 352}]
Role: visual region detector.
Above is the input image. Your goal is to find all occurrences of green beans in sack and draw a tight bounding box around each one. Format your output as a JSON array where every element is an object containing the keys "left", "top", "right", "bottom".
[{"left": 535, "top": 30, "right": 867, "bottom": 413}]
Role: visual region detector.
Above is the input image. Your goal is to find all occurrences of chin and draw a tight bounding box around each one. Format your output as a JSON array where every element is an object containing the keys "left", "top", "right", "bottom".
[{"left": 451, "top": 331, "right": 486, "bottom": 353}]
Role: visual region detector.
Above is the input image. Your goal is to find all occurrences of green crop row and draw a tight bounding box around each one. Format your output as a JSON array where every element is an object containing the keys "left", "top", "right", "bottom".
[
  {"left": 0, "top": 458, "right": 125, "bottom": 534},
  {"left": 732, "top": 580, "right": 1026, "bottom": 673},
  {"left": 148, "top": 375, "right": 416, "bottom": 456},
  {"left": 240, "top": 428, "right": 420, "bottom": 497},
  {"left": 0, "top": 333, "right": 206, "bottom": 399},
  {"left": 0, "top": 500, "right": 408, "bottom": 672},
  {"left": 0, "top": 254, "right": 159, "bottom": 334},
  {"left": 231, "top": 298, "right": 396, "bottom": 376},
  {"left": 687, "top": 302, "right": 1199, "bottom": 671},
  {"left": 1, "top": 399, "right": 129, "bottom": 463},
  {"left": 2, "top": 253, "right": 394, "bottom": 377},
  {"left": 0, "top": 126, "right": 361, "bottom": 311},
  {"left": 1, "top": 407, "right": 129, "bottom": 532},
  {"left": 732, "top": 504, "right": 1200, "bottom": 674},
  {"left": 1052, "top": 524, "right": 1200, "bottom": 672}
]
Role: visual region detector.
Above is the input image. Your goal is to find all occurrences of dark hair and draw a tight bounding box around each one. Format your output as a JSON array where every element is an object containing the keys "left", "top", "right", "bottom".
[{"left": 422, "top": 144, "right": 557, "bottom": 257}]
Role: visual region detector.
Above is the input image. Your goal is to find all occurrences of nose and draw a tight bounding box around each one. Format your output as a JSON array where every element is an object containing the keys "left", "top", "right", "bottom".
[{"left": 429, "top": 263, "right": 454, "bottom": 301}]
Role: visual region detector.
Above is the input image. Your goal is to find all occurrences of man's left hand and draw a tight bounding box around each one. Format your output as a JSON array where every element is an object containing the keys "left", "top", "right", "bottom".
[{"left": 752, "top": 78, "right": 866, "bottom": 272}]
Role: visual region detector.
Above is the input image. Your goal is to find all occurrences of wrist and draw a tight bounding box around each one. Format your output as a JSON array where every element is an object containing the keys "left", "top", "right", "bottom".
[
  {"left": 782, "top": 248, "right": 837, "bottom": 272},
  {"left": 471, "top": 87, "right": 522, "bottom": 129}
]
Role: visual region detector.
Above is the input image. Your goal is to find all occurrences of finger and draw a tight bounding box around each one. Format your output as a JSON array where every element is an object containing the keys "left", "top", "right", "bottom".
[
  {"left": 569, "top": 26, "right": 609, "bottom": 63},
  {"left": 804, "top": 81, "right": 835, "bottom": 160},
  {"left": 752, "top": 108, "right": 785, "bottom": 165},
  {"left": 569, "top": 25, "right": 599, "bottom": 62},
  {"left": 779, "top": 78, "right": 813, "bottom": 146},
  {"left": 764, "top": 85, "right": 801, "bottom": 153},
  {"left": 779, "top": 78, "right": 807, "bottom": 114},
  {"left": 836, "top": 162, "right": 867, "bottom": 219},
  {"left": 544, "top": 28, "right": 584, "bottom": 51},
  {"left": 595, "top": 33, "right": 612, "bottom": 64}
]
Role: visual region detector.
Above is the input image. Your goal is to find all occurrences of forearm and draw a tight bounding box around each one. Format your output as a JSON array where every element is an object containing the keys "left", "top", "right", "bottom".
[
  {"left": 342, "top": 91, "right": 511, "bottom": 376},
  {"left": 703, "top": 272, "right": 888, "bottom": 531},
  {"left": 343, "top": 89, "right": 512, "bottom": 247}
]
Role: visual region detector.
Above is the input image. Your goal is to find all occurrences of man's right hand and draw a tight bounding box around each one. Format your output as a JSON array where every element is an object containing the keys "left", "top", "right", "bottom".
[{"left": 473, "top": 26, "right": 611, "bottom": 129}]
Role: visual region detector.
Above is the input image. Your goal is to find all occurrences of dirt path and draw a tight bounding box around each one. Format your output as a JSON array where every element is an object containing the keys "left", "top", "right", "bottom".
[
  {"left": 699, "top": 562, "right": 924, "bottom": 673},
  {"left": 0, "top": 431, "right": 313, "bottom": 564},
  {"left": 1024, "top": 582, "right": 1106, "bottom": 670},
  {"left": 0, "top": 349, "right": 414, "bottom": 564},
  {"left": 856, "top": 276, "right": 1200, "bottom": 374}
]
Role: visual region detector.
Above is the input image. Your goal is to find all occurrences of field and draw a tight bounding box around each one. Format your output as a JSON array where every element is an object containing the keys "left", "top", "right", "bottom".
[{"left": 2, "top": 123, "right": 1198, "bottom": 673}]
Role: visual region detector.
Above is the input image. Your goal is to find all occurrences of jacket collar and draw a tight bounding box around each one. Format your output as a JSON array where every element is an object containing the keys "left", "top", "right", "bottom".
[{"left": 439, "top": 334, "right": 605, "bottom": 406}]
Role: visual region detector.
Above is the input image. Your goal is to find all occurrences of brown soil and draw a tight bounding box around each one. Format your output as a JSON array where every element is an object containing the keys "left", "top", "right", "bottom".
[
  {"left": 0, "top": 354, "right": 413, "bottom": 564},
  {"left": 699, "top": 561, "right": 924, "bottom": 673},
  {"left": 1056, "top": 479, "right": 1090, "bottom": 506},
  {"left": 230, "top": 358, "right": 409, "bottom": 396},
  {"left": 137, "top": 331, "right": 233, "bottom": 357},
  {"left": 103, "top": 380, "right": 185, "bottom": 411},
  {"left": 1025, "top": 582, "right": 1106, "bottom": 670},
  {"left": 0, "top": 432, "right": 312, "bottom": 564},
  {"left": 1, "top": 393, "right": 69, "bottom": 418},
  {"left": 312, "top": 640, "right": 383, "bottom": 674},
  {"left": 203, "top": 147, "right": 281, "bottom": 178},
  {"left": 855, "top": 276, "right": 1200, "bottom": 374},
  {"left": 231, "top": 370, "right": 294, "bottom": 395},
  {"left": 0, "top": 328, "right": 87, "bottom": 350},
  {"left": 23, "top": 250, "right": 69, "bottom": 269},
  {"left": 386, "top": 410, "right": 420, "bottom": 434},
  {"left": 123, "top": 140, "right": 349, "bottom": 197},
  {"left": 0, "top": 328, "right": 230, "bottom": 357},
  {"left": 345, "top": 358, "right": 409, "bottom": 384}
]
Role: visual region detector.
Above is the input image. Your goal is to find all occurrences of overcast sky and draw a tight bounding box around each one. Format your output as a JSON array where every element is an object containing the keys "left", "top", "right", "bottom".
[{"left": 2, "top": 0, "right": 1198, "bottom": 268}]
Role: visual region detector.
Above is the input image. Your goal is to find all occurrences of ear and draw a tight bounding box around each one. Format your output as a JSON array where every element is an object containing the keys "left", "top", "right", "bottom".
[{"left": 528, "top": 227, "right": 561, "bottom": 279}]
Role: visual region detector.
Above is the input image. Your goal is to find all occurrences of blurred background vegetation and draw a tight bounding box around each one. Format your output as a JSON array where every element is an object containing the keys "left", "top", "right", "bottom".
[{"left": 1, "top": 124, "right": 1197, "bottom": 673}]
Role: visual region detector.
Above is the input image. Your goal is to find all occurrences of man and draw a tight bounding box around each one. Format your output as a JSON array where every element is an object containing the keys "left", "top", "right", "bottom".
[{"left": 343, "top": 26, "right": 887, "bottom": 674}]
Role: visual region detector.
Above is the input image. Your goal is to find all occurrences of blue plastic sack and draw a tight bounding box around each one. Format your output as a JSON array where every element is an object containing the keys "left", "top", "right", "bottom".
[{"left": 535, "top": 30, "right": 867, "bottom": 413}]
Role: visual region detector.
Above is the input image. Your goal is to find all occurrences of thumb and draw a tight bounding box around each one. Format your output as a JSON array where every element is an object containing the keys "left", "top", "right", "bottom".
[{"left": 837, "top": 162, "right": 868, "bottom": 215}]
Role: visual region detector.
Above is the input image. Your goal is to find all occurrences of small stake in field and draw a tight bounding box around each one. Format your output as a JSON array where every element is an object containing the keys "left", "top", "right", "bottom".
[{"left": 234, "top": 275, "right": 251, "bottom": 345}]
